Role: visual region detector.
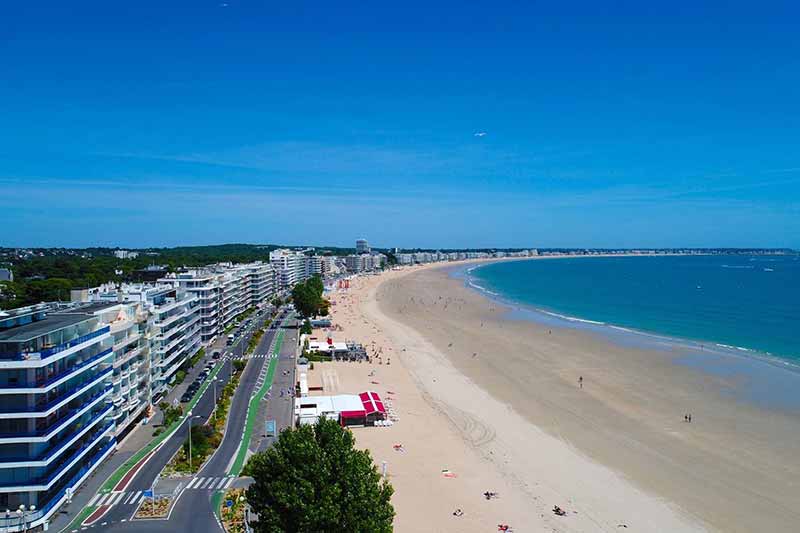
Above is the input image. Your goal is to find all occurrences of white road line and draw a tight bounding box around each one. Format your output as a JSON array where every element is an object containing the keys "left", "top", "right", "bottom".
[
  {"left": 134, "top": 493, "right": 145, "bottom": 505},
  {"left": 88, "top": 493, "right": 101, "bottom": 507},
  {"left": 192, "top": 477, "right": 205, "bottom": 489},
  {"left": 131, "top": 491, "right": 142, "bottom": 504},
  {"left": 223, "top": 477, "right": 235, "bottom": 488},
  {"left": 185, "top": 477, "right": 199, "bottom": 489},
  {"left": 123, "top": 493, "right": 134, "bottom": 505},
  {"left": 113, "top": 492, "right": 127, "bottom": 506},
  {"left": 215, "top": 477, "right": 227, "bottom": 490},
  {"left": 95, "top": 493, "right": 111, "bottom": 506},
  {"left": 200, "top": 477, "right": 213, "bottom": 489}
]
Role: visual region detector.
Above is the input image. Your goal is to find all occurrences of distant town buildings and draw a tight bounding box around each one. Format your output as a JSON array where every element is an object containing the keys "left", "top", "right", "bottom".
[
  {"left": 0, "top": 268, "right": 12, "bottom": 282},
  {"left": 113, "top": 250, "right": 139, "bottom": 259}
]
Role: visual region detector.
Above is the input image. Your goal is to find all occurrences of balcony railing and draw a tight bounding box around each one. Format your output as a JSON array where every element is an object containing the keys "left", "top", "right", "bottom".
[
  {"left": 1, "top": 326, "right": 110, "bottom": 361},
  {"left": 0, "top": 369, "right": 112, "bottom": 415},
  {"left": 0, "top": 348, "right": 113, "bottom": 393},
  {"left": 0, "top": 437, "right": 115, "bottom": 530},
  {"left": 0, "top": 404, "right": 113, "bottom": 467},
  {"left": 0, "top": 388, "right": 110, "bottom": 440}
]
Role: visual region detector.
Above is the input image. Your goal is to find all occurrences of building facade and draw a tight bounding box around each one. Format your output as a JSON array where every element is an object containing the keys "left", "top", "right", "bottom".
[
  {"left": 0, "top": 303, "right": 118, "bottom": 530},
  {"left": 269, "top": 249, "right": 308, "bottom": 289}
]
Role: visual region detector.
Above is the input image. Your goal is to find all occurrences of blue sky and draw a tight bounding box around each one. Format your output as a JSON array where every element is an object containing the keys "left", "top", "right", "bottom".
[{"left": 1, "top": 1, "right": 799, "bottom": 249}]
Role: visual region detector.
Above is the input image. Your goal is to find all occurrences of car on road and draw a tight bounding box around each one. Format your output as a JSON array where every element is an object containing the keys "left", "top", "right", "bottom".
[{"left": 212, "top": 351, "right": 221, "bottom": 359}]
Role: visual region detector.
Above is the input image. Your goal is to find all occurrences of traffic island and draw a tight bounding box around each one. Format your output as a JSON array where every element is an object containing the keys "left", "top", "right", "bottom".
[
  {"left": 134, "top": 495, "right": 173, "bottom": 519},
  {"left": 219, "top": 488, "right": 248, "bottom": 533}
]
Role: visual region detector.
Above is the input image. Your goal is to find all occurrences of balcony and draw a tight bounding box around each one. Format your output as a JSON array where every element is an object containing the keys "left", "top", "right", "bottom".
[
  {"left": 0, "top": 327, "right": 110, "bottom": 365},
  {"left": 156, "top": 321, "right": 200, "bottom": 355},
  {"left": 0, "top": 348, "right": 113, "bottom": 394},
  {"left": 0, "top": 388, "right": 111, "bottom": 442},
  {"left": 0, "top": 404, "right": 113, "bottom": 470},
  {"left": 0, "top": 438, "right": 115, "bottom": 530},
  {"left": 0, "top": 369, "right": 112, "bottom": 417},
  {"left": 0, "top": 419, "right": 114, "bottom": 491},
  {"left": 112, "top": 332, "right": 140, "bottom": 352}
]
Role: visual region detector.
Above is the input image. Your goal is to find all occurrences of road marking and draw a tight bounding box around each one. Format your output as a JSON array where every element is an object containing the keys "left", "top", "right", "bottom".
[
  {"left": 215, "top": 477, "right": 227, "bottom": 489},
  {"left": 194, "top": 477, "right": 206, "bottom": 488},
  {"left": 186, "top": 477, "right": 199, "bottom": 489},
  {"left": 95, "top": 493, "right": 111, "bottom": 506},
  {"left": 202, "top": 477, "right": 215, "bottom": 489},
  {"left": 110, "top": 492, "right": 126, "bottom": 506},
  {"left": 88, "top": 493, "right": 101, "bottom": 506},
  {"left": 224, "top": 477, "right": 235, "bottom": 488}
]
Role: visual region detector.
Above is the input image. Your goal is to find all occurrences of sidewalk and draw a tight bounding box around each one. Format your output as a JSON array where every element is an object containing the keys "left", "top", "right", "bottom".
[{"left": 255, "top": 326, "right": 299, "bottom": 452}]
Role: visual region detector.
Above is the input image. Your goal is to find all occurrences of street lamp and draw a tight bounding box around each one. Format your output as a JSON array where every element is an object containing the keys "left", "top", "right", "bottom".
[
  {"left": 17, "top": 504, "right": 34, "bottom": 532},
  {"left": 186, "top": 412, "right": 203, "bottom": 472},
  {"left": 212, "top": 378, "right": 221, "bottom": 420}
]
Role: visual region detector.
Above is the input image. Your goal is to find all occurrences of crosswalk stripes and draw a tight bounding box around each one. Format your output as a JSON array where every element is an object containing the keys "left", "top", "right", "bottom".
[
  {"left": 232, "top": 353, "right": 279, "bottom": 360},
  {"left": 185, "top": 476, "right": 237, "bottom": 490},
  {"left": 87, "top": 478, "right": 238, "bottom": 510}
]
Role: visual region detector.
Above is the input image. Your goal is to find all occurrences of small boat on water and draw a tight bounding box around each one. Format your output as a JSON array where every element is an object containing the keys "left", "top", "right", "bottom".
[{"left": 763, "top": 268, "right": 774, "bottom": 272}]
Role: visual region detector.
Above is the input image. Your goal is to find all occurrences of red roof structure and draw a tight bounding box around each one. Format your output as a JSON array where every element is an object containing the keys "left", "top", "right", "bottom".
[{"left": 359, "top": 391, "right": 386, "bottom": 415}]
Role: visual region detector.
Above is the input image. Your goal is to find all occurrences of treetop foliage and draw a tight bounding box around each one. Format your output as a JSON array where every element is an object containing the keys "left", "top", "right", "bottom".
[{"left": 244, "top": 418, "right": 394, "bottom": 533}]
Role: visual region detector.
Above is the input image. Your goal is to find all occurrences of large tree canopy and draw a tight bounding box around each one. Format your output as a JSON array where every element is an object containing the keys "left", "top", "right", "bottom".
[
  {"left": 290, "top": 275, "right": 329, "bottom": 317},
  {"left": 244, "top": 418, "right": 394, "bottom": 533}
]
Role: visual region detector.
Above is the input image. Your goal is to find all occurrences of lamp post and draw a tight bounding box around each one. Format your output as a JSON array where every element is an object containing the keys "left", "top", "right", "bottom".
[
  {"left": 17, "top": 504, "right": 35, "bottom": 533},
  {"left": 237, "top": 495, "right": 249, "bottom": 533},
  {"left": 212, "top": 378, "right": 221, "bottom": 421},
  {"left": 186, "top": 412, "right": 202, "bottom": 472}
]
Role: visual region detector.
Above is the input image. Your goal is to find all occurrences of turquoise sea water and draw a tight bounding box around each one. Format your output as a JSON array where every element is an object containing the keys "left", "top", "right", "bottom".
[{"left": 469, "top": 255, "right": 800, "bottom": 365}]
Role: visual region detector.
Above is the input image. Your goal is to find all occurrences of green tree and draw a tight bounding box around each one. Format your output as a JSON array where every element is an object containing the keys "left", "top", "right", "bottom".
[
  {"left": 290, "top": 275, "right": 326, "bottom": 318},
  {"left": 300, "top": 319, "right": 312, "bottom": 335},
  {"left": 245, "top": 418, "right": 394, "bottom": 533}
]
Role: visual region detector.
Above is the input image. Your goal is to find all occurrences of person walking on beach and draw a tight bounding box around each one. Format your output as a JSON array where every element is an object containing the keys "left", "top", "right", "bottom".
[{"left": 578, "top": 376, "right": 583, "bottom": 389}]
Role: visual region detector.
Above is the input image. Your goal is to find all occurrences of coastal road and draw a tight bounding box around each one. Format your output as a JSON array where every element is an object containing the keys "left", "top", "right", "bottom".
[
  {"left": 165, "top": 315, "right": 289, "bottom": 532},
  {"left": 67, "top": 309, "right": 287, "bottom": 532}
]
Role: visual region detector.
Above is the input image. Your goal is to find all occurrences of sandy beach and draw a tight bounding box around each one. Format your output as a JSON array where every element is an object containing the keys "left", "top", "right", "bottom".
[{"left": 304, "top": 260, "right": 800, "bottom": 532}]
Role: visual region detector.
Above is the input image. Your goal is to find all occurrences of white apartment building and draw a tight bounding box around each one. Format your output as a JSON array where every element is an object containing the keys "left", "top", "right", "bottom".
[
  {"left": 241, "top": 262, "right": 275, "bottom": 308},
  {"left": 269, "top": 249, "right": 308, "bottom": 289},
  {"left": 131, "top": 285, "right": 200, "bottom": 400},
  {"left": 89, "top": 300, "right": 149, "bottom": 438},
  {"left": 162, "top": 271, "right": 222, "bottom": 346}
]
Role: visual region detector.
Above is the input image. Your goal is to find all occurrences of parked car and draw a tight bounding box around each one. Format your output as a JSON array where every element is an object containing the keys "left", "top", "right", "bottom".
[
  {"left": 212, "top": 351, "right": 221, "bottom": 359},
  {"left": 180, "top": 392, "right": 193, "bottom": 403}
]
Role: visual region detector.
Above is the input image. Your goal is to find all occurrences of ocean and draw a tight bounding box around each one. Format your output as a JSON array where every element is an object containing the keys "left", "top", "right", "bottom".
[{"left": 468, "top": 255, "right": 800, "bottom": 366}]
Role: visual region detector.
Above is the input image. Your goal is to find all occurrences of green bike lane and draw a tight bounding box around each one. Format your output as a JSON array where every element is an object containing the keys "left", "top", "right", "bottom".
[{"left": 211, "top": 329, "right": 285, "bottom": 515}]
